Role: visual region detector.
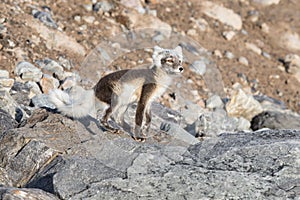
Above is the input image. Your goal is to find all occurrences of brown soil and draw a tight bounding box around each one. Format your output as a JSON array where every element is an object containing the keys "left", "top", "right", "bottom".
[{"left": 0, "top": 0, "right": 299, "bottom": 112}]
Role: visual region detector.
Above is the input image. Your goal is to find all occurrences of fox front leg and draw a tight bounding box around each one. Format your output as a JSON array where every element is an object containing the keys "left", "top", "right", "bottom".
[{"left": 134, "top": 83, "right": 156, "bottom": 141}]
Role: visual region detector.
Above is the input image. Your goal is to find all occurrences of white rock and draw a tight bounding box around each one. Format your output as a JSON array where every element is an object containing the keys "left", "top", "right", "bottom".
[
  {"left": 226, "top": 88, "right": 263, "bottom": 121},
  {"left": 213, "top": 49, "right": 223, "bottom": 58},
  {"left": 82, "top": 16, "right": 95, "bottom": 24},
  {"left": 25, "top": 81, "right": 42, "bottom": 99},
  {"left": 0, "top": 70, "right": 9, "bottom": 78},
  {"left": 206, "top": 95, "right": 224, "bottom": 109},
  {"left": 238, "top": 56, "right": 249, "bottom": 66},
  {"left": 15, "top": 61, "right": 43, "bottom": 82},
  {"left": 245, "top": 42, "right": 262, "bottom": 55},
  {"left": 222, "top": 31, "right": 236, "bottom": 40},
  {"left": 280, "top": 32, "right": 300, "bottom": 51},
  {"left": 201, "top": 1, "right": 242, "bottom": 30},
  {"left": 252, "top": 0, "right": 280, "bottom": 6},
  {"left": 225, "top": 51, "right": 235, "bottom": 59},
  {"left": 120, "top": 0, "right": 145, "bottom": 14},
  {"left": 260, "top": 23, "right": 269, "bottom": 33},
  {"left": 187, "top": 29, "right": 197, "bottom": 36},
  {"left": 40, "top": 74, "right": 60, "bottom": 94},
  {"left": 0, "top": 78, "right": 14, "bottom": 91}
]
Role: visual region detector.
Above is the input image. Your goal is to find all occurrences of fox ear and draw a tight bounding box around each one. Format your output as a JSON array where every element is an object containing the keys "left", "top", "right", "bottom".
[
  {"left": 154, "top": 46, "right": 163, "bottom": 54},
  {"left": 174, "top": 46, "right": 182, "bottom": 55}
]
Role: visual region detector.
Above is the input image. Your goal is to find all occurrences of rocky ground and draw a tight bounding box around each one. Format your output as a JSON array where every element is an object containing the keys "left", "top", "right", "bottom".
[{"left": 1, "top": 0, "right": 300, "bottom": 199}]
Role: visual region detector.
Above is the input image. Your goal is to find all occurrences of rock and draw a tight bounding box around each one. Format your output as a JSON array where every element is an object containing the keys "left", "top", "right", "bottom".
[
  {"left": 82, "top": 16, "right": 95, "bottom": 24},
  {"left": 0, "top": 109, "right": 17, "bottom": 134},
  {"left": 40, "top": 74, "right": 60, "bottom": 94},
  {"left": 0, "top": 129, "right": 59, "bottom": 187},
  {"left": 15, "top": 61, "right": 43, "bottom": 82},
  {"left": 58, "top": 56, "right": 73, "bottom": 70},
  {"left": 283, "top": 54, "right": 300, "bottom": 82},
  {"left": 0, "top": 167, "right": 12, "bottom": 186},
  {"left": 27, "top": 18, "right": 86, "bottom": 56},
  {"left": 120, "top": 0, "right": 145, "bottom": 14},
  {"left": 189, "top": 58, "right": 210, "bottom": 76},
  {"left": 10, "top": 82, "right": 31, "bottom": 107},
  {"left": 123, "top": 9, "right": 172, "bottom": 38},
  {"left": 25, "top": 81, "right": 42, "bottom": 99},
  {"left": 26, "top": 129, "right": 300, "bottom": 199},
  {"left": 222, "top": 31, "right": 236, "bottom": 40},
  {"left": 187, "top": 28, "right": 197, "bottom": 36},
  {"left": 191, "top": 17, "right": 209, "bottom": 32},
  {"left": 260, "top": 23, "right": 270, "bottom": 33},
  {"left": 38, "top": 59, "right": 65, "bottom": 80},
  {"left": 252, "top": 0, "right": 280, "bottom": 6},
  {"left": 251, "top": 111, "right": 300, "bottom": 130},
  {"left": 0, "top": 187, "right": 59, "bottom": 200},
  {"left": 225, "top": 51, "right": 235, "bottom": 59},
  {"left": 213, "top": 49, "right": 223, "bottom": 58},
  {"left": 0, "top": 90, "right": 26, "bottom": 122},
  {"left": 226, "top": 88, "right": 263, "bottom": 121},
  {"left": 0, "top": 70, "right": 9, "bottom": 78},
  {"left": 245, "top": 42, "right": 262, "bottom": 55},
  {"left": 206, "top": 94, "right": 224, "bottom": 109},
  {"left": 93, "top": 0, "right": 115, "bottom": 13},
  {"left": 280, "top": 32, "right": 300, "bottom": 51},
  {"left": 262, "top": 51, "right": 271, "bottom": 59},
  {"left": 0, "top": 78, "right": 14, "bottom": 91},
  {"left": 31, "top": 94, "right": 56, "bottom": 109},
  {"left": 32, "top": 9, "right": 58, "bottom": 29},
  {"left": 201, "top": 1, "right": 242, "bottom": 30},
  {"left": 238, "top": 56, "right": 249, "bottom": 66}
]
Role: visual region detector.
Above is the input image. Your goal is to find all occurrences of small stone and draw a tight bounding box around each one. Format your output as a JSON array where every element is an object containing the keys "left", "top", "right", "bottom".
[
  {"left": 40, "top": 74, "right": 60, "bottom": 94},
  {"left": 225, "top": 51, "right": 235, "bottom": 59},
  {"left": 32, "top": 9, "right": 58, "bottom": 29},
  {"left": 25, "top": 81, "right": 42, "bottom": 99},
  {"left": 7, "top": 39, "right": 15, "bottom": 48},
  {"left": 206, "top": 95, "right": 224, "bottom": 109},
  {"left": 93, "top": 0, "right": 115, "bottom": 13},
  {"left": 39, "top": 59, "right": 65, "bottom": 80},
  {"left": 31, "top": 94, "right": 56, "bottom": 109},
  {"left": 245, "top": 42, "right": 262, "bottom": 55},
  {"left": 222, "top": 31, "right": 236, "bottom": 40},
  {"left": 0, "top": 78, "right": 14, "bottom": 91},
  {"left": 190, "top": 58, "right": 209, "bottom": 76},
  {"left": 187, "top": 29, "right": 197, "bottom": 36},
  {"left": 0, "top": 70, "right": 9, "bottom": 78},
  {"left": 262, "top": 52, "right": 271, "bottom": 59},
  {"left": 15, "top": 61, "right": 43, "bottom": 82},
  {"left": 260, "top": 23, "right": 269, "bottom": 33},
  {"left": 213, "top": 49, "right": 223, "bottom": 58},
  {"left": 58, "top": 56, "right": 73, "bottom": 70},
  {"left": 238, "top": 56, "right": 249, "bottom": 66},
  {"left": 60, "top": 76, "right": 77, "bottom": 90},
  {"left": 280, "top": 32, "right": 300, "bottom": 51},
  {"left": 120, "top": 0, "right": 145, "bottom": 14},
  {"left": 226, "top": 88, "right": 263, "bottom": 121},
  {"left": 252, "top": 0, "right": 280, "bottom": 6},
  {"left": 82, "top": 16, "right": 95, "bottom": 24},
  {"left": 74, "top": 15, "right": 81, "bottom": 22},
  {"left": 201, "top": 1, "right": 242, "bottom": 30},
  {"left": 83, "top": 4, "right": 93, "bottom": 12}
]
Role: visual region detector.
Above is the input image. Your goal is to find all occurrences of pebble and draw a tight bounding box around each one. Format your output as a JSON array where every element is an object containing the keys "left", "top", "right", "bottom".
[
  {"left": 245, "top": 42, "right": 262, "bottom": 55},
  {"left": 252, "top": 0, "right": 280, "bottom": 6},
  {"left": 213, "top": 49, "right": 223, "bottom": 58},
  {"left": 260, "top": 23, "right": 269, "bottom": 33},
  {"left": 222, "top": 31, "right": 236, "bottom": 41},
  {"left": 280, "top": 32, "right": 300, "bottom": 51},
  {"left": 39, "top": 59, "right": 65, "bottom": 80},
  {"left": 93, "top": 0, "right": 115, "bottom": 13},
  {"left": 191, "top": 17, "right": 209, "bottom": 32},
  {"left": 74, "top": 15, "right": 81, "bottom": 22},
  {"left": 83, "top": 16, "right": 95, "bottom": 24},
  {"left": 0, "top": 78, "right": 14, "bottom": 91},
  {"left": 225, "top": 51, "right": 235, "bottom": 59},
  {"left": 120, "top": 0, "right": 145, "bottom": 14},
  {"left": 0, "top": 70, "right": 9, "bottom": 78},
  {"left": 32, "top": 9, "right": 58, "bottom": 29},
  {"left": 15, "top": 61, "right": 43, "bottom": 82},
  {"left": 39, "top": 74, "right": 60, "bottom": 94},
  {"left": 25, "top": 81, "right": 42, "bottom": 99},
  {"left": 206, "top": 95, "right": 224, "bottom": 109},
  {"left": 187, "top": 29, "right": 197, "bottom": 36},
  {"left": 201, "top": 1, "right": 242, "bottom": 30},
  {"left": 226, "top": 88, "right": 263, "bottom": 121},
  {"left": 262, "top": 52, "right": 271, "bottom": 59},
  {"left": 58, "top": 56, "right": 73, "bottom": 70},
  {"left": 190, "top": 59, "right": 209, "bottom": 76},
  {"left": 238, "top": 56, "right": 249, "bottom": 66}
]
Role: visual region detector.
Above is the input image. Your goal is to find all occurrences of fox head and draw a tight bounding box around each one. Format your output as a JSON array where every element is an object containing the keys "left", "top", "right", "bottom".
[{"left": 152, "top": 46, "right": 184, "bottom": 74}]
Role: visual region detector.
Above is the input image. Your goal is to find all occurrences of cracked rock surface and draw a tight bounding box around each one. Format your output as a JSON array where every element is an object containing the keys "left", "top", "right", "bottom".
[{"left": 1, "top": 111, "right": 299, "bottom": 199}]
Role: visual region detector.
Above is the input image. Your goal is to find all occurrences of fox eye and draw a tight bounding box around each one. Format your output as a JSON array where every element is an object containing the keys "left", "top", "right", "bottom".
[
  {"left": 166, "top": 58, "right": 174, "bottom": 63},
  {"left": 179, "top": 60, "right": 182, "bottom": 64}
]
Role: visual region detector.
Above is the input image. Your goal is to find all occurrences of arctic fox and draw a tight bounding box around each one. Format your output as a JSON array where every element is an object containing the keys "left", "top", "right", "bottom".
[{"left": 49, "top": 45, "right": 184, "bottom": 141}]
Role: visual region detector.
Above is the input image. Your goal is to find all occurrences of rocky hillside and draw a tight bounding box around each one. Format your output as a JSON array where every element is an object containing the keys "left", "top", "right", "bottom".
[{"left": 0, "top": 0, "right": 300, "bottom": 199}]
